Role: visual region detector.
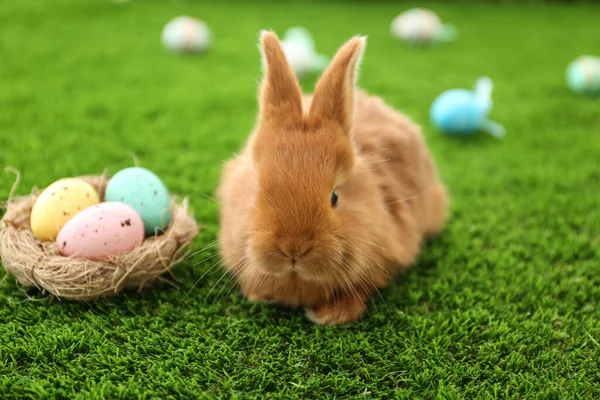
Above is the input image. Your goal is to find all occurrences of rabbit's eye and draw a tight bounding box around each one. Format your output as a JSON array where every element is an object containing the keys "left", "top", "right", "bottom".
[{"left": 330, "top": 190, "right": 339, "bottom": 208}]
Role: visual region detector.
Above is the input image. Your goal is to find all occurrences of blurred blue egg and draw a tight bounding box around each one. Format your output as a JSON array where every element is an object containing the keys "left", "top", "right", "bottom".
[
  {"left": 430, "top": 89, "right": 484, "bottom": 135},
  {"left": 430, "top": 77, "right": 505, "bottom": 138}
]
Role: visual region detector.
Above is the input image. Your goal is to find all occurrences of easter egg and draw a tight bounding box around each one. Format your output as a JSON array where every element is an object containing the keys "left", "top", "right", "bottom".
[
  {"left": 284, "top": 27, "right": 315, "bottom": 48},
  {"left": 104, "top": 167, "right": 172, "bottom": 236},
  {"left": 282, "top": 27, "right": 330, "bottom": 77},
  {"left": 430, "top": 89, "right": 484, "bottom": 135},
  {"left": 430, "top": 77, "right": 505, "bottom": 139},
  {"left": 57, "top": 202, "right": 144, "bottom": 260},
  {"left": 282, "top": 39, "right": 315, "bottom": 76},
  {"left": 566, "top": 56, "right": 600, "bottom": 96},
  {"left": 391, "top": 8, "right": 456, "bottom": 45},
  {"left": 162, "top": 16, "right": 211, "bottom": 53},
  {"left": 30, "top": 178, "right": 100, "bottom": 241}
]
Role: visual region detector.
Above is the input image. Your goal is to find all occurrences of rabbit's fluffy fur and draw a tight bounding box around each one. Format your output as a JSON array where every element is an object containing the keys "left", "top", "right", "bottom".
[{"left": 217, "top": 32, "right": 448, "bottom": 325}]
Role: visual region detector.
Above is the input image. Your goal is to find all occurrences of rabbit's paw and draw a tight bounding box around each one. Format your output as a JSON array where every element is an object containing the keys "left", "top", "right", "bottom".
[
  {"left": 305, "top": 296, "right": 366, "bottom": 325},
  {"left": 242, "top": 288, "right": 274, "bottom": 304}
]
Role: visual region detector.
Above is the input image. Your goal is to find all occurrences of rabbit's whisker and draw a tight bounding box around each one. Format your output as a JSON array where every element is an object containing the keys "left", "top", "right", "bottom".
[
  {"left": 360, "top": 147, "right": 389, "bottom": 157},
  {"left": 187, "top": 238, "right": 220, "bottom": 259},
  {"left": 361, "top": 158, "right": 391, "bottom": 166},
  {"left": 385, "top": 192, "right": 425, "bottom": 205}
]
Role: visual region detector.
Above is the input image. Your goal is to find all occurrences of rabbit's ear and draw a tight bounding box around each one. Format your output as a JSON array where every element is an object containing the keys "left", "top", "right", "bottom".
[
  {"left": 308, "top": 36, "right": 366, "bottom": 134},
  {"left": 258, "top": 31, "right": 303, "bottom": 131}
]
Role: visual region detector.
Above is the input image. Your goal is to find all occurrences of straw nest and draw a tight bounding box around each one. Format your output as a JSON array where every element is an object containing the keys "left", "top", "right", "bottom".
[{"left": 0, "top": 175, "right": 199, "bottom": 301}]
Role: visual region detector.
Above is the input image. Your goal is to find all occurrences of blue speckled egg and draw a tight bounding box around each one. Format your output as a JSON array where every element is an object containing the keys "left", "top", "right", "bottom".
[
  {"left": 430, "top": 89, "right": 484, "bottom": 135},
  {"left": 105, "top": 167, "right": 172, "bottom": 236}
]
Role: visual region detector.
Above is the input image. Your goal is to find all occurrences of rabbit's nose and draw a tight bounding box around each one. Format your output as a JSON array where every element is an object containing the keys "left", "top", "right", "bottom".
[
  {"left": 291, "top": 245, "right": 314, "bottom": 266},
  {"left": 278, "top": 244, "right": 313, "bottom": 265}
]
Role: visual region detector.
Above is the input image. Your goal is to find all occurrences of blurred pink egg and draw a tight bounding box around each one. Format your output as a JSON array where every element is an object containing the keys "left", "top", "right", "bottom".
[{"left": 56, "top": 202, "right": 144, "bottom": 261}]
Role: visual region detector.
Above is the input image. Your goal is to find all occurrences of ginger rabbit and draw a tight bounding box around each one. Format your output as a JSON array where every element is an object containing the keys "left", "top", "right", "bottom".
[{"left": 217, "top": 32, "right": 448, "bottom": 325}]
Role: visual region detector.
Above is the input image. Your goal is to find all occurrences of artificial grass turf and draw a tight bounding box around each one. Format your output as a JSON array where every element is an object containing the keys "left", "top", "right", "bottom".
[{"left": 1, "top": 0, "right": 600, "bottom": 397}]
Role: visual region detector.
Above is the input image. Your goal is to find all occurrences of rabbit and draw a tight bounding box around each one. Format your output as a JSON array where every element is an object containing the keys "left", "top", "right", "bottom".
[{"left": 216, "top": 31, "right": 448, "bottom": 325}]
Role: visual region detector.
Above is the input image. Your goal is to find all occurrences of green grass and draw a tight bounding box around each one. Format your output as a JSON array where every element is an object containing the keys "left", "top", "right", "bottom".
[{"left": 1, "top": 0, "right": 600, "bottom": 398}]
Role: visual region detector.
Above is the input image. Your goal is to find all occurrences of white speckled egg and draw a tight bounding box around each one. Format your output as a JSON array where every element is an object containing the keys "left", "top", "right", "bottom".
[
  {"left": 161, "top": 16, "right": 211, "bottom": 53},
  {"left": 30, "top": 178, "right": 100, "bottom": 241},
  {"left": 391, "top": 8, "right": 456, "bottom": 45},
  {"left": 56, "top": 202, "right": 144, "bottom": 260},
  {"left": 104, "top": 167, "right": 172, "bottom": 236},
  {"left": 566, "top": 56, "right": 600, "bottom": 96}
]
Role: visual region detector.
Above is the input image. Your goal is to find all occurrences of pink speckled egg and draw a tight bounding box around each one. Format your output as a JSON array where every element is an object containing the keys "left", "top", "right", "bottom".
[{"left": 56, "top": 202, "right": 144, "bottom": 261}]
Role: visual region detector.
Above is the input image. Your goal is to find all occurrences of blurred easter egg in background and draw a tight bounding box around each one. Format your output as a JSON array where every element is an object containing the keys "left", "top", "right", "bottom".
[
  {"left": 57, "top": 202, "right": 144, "bottom": 261},
  {"left": 30, "top": 178, "right": 100, "bottom": 241},
  {"left": 391, "top": 8, "right": 456, "bottom": 45},
  {"left": 431, "top": 89, "right": 484, "bottom": 135},
  {"left": 284, "top": 27, "right": 316, "bottom": 48},
  {"left": 105, "top": 167, "right": 172, "bottom": 236},
  {"left": 430, "top": 77, "right": 505, "bottom": 138},
  {"left": 162, "top": 16, "right": 211, "bottom": 54},
  {"left": 566, "top": 56, "right": 600, "bottom": 96},
  {"left": 281, "top": 27, "right": 329, "bottom": 77}
]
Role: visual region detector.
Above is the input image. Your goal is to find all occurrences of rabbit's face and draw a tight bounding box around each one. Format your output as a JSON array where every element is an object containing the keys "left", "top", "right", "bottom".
[{"left": 248, "top": 121, "right": 354, "bottom": 283}]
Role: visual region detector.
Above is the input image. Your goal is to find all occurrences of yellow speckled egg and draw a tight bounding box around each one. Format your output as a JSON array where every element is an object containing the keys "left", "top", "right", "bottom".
[{"left": 30, "top": 178, "right": 100, "bottom": 241}]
